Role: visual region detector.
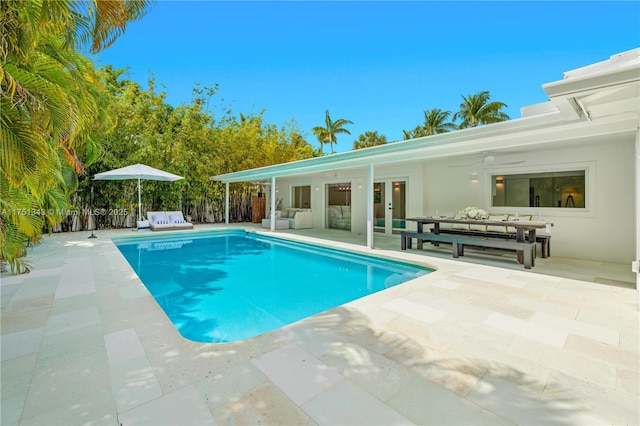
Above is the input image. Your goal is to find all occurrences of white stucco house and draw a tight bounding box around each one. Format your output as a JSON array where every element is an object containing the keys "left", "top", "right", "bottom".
[{"left": 212, "top": 49, "right": 640, "bottom": 287}]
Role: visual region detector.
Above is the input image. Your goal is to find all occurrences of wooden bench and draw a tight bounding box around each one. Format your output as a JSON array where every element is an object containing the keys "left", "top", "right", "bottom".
[
  {"left": 401, "top": 231, "right": 537, "bottom": 269},
  {"left": 429, "top": 227, "right": 551, "bottom": 258}
]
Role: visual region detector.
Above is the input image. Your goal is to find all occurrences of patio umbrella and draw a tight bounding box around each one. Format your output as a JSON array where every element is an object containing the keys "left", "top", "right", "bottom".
[{"left": 93, "top": 163, "right": 184, "bottom": 221}]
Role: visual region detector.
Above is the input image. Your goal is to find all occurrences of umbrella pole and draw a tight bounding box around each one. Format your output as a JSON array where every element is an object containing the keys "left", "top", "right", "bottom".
[
  {"left": 138, "top": 177, "right": 142, "bottom": 223},
  {"left": 88, "top": 184, "right": 97, "bottom": 239}
]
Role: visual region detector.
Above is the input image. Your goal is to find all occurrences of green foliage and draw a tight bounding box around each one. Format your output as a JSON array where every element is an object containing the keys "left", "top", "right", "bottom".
[
  {"left": 0, "top": 0, "right": 151, "bottom": 273},
  {"left": 353, "top": 131, "right": 387, "bottom": 150},
  {"left": 402, "top": 93, "right": 510, "bottom": 140},
  {"left": 311, "top": 110, "right": 354, "bottom": 154},
  {"left": 86, "top": 67, "right": 316, "bottom": 225},
  {"left": 453, "top": 91, "right": 510, "bottom": 128}
]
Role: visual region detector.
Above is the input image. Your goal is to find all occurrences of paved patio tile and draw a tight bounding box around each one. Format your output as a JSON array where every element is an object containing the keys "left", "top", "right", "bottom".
[
  {"left": 194, "top": 361, "right": 268, "bottom": 409},
  {"left": 531, "top": 312, "right": 619, "bottom": 345},
  {"left": 118, "top": 385, "right": 215, "bottom": 426},
  {"left": 19, "top": 393, "right": 117, "bottom": 426},
  {"left": 508, "top": 336, "right": 619, "bottom": 389},
  {"left": 483, "top": 312, "right": 568, "bottom": 347},
  {"left": 0, "top": 394, "right": 27, "bottom": 426},
  {"left": 429, "top": 278, "right": 462, "bottom": 289},
  {"left": 0, "top": 227, "right": 637, "bottom": 425},
  {"left": 38, "top": 324, "right": 105, "bottom": 367},
  {"left": 104, "top": 328, "right": 146, "bottom": 364},
  {"left": 617, "top": 367, "right": 640, "bottom": 396},
  {"left": 215, "top": 382, "right": 314, "bottom": 425},
  {"left": 302, "top": 379, "right": 413, "bottom": 425},
  {"left": 0, "top": 328, "right": 45, "bottom": 361},
  {"left": 562, "top": 334, "right": 638, "bottom": 370},
  {"left": 543, "top": 369, "right": 640, "bottom": 425},
  {"left": 252, "top": 343, "right": 344, "bottom": 405},
  {"left": 466, "top": 373, "right": 606, "bottom": 425},
  {"left": 382, "top": 298, "right": 447, "bottom": 324},
  {"left": 386, "top": 375, "right": 513, "bottom": 425},
  {"left": 22, "top": 348, "right": 112, "bottom": 421},
  {"left": 7, "top": 277, "right": 57, "bottom": 305},
  {"left": 108, "top": 356, "right": 163, "bottom": 413},
  {"left": 320, "top": 341, "right": 416, "bottom": 402},
  {"left": 44, "top": 306, "right": 101, "bottom": 336},
  {"left": 0, "top": 353, "right": 37, "bottom": 401},
  {"left": 2, "top": 295, "right": 53, "bottom": 320}
]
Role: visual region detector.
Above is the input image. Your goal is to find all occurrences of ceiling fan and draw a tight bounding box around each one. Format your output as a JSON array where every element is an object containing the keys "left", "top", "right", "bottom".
[
  {"left": 324, "top": 170, "right": 359, "bottom": 179},
  {"left": 448, "top": 151, "right": 524, "bottom": 168}
]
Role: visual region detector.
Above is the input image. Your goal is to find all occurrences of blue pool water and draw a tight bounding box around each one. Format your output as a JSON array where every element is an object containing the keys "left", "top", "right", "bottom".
[{"left": 113, "top": 230, "right": 430, "bottom": 343}]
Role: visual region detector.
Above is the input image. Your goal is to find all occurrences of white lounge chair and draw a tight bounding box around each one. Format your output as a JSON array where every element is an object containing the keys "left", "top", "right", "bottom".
[
  {"left": 147, "top": 211, "right": 194, "bottom": 231},
  {"left": 166, "top": 211, "right": 193, "bottom": 230}
]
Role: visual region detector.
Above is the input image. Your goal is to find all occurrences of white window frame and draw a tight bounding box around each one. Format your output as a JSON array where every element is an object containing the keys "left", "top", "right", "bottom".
[{"left": 483, "top": 161, "right": 596, "bottom": 218}]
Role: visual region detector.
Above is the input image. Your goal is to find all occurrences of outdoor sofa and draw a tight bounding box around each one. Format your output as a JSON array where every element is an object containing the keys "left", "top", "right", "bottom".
[
  {"left": 261, "top": 208, "right": 312, "bottom": 229},
  {"left": 146, "top": 211, "right": 194, "bottom": 231}
]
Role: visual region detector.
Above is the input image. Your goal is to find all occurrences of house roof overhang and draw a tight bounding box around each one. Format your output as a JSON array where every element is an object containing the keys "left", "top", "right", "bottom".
[
  {"left": 212, "top": 49, "right": 640, "bottom": 184},
  {"left": 542, "top": 49, "right": 640, "bottom": 122}
]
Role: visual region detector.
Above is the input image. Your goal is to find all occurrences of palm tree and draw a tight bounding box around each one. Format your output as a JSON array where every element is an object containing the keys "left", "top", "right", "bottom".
[
  {"left": 402, "top": 125, "right": 429, "bottom": 140},
  {"left": 402, "top": 108, "right": 456, "bottom": 140},
  {"left": 353, "top": 131, "right": 387, "bottom": 150},
  {"left": 421, "top": 108, "right": 457, "bottom": 135},
  {"left": 402, "top": 129, "right": 415, "bottom": 140},
  {"left": 0, "top": 0, "right": 151, "bottom": 272},
  {"left": 453, "top": 91, "right": 510, "bottom": 128},
  {"left": 311, "top": 110, "right": 354, "bottom": 154}
]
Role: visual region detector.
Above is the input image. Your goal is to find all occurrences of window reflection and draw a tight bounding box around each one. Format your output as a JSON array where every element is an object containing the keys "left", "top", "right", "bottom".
[
  {"left": 292, "top": 185, "right": 311, "bottom": 208},
  {"left": 492, "top": 170, "right": 585, "bottom": 208}
]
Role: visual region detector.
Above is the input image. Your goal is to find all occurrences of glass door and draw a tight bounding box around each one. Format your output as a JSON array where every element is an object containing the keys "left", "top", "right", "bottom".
[{"left": 373, "top": 180, "right": 406, "bottom": 235}]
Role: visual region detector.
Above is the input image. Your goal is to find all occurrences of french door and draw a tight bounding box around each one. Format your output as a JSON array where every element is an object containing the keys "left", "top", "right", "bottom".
[{"left": 373, "top": 180, "right": 406, "bottom": 235}]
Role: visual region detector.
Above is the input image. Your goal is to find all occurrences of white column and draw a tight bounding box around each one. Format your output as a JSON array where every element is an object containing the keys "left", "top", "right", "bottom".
[
  {"left": 225, "top": 182, "right": 229, "bottom": 225},
  {"left": 635, "top": 130, "right": 640, "bottom": 290},
  {"left": 366, "top": 164, "right": 374, "bottom": 249},
  {"left": 270, "top": 176, "right": 276, "bottom": 231}
]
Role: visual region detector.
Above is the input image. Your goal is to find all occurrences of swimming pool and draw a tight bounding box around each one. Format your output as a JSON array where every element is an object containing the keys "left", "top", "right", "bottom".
[{"left": 113, "top": 230, "right": 431, "bottom": 343}]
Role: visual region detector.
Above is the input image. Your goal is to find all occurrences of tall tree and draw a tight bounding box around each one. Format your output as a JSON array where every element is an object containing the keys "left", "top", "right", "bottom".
[
  {"left": 89, "top": 69, "right": 315, "bottom": 225},
  {"left": 0, "top": 0, "right": 152, "bottom": 272},
  {"left": 311, "top": 110, "right": 353, "bottom": 154},
  {"left": 453, "top": 91, "right": 510, "bottom": 128},
  {"left": 402, "top": 125, "right": 429, "bottom": 140},
  {"left": 402, "top": 129, "right": 416, "bottom": 140},
  {"left": 421, "top": 108, "right": 457, "bottom": 135},
  {"left": 353, "top": 131, "right": 387, "bottom": 150}
]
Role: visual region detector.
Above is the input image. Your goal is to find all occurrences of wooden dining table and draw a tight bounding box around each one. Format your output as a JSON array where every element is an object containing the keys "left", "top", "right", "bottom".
[
  {"left": 407, "top": 217, "right": 551, "bottom": 242},
  {"left": 404, "top": 216, "right": 553, "bottom": 268}
]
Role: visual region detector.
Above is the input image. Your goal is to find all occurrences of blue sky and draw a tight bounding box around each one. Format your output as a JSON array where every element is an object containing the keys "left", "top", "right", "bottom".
[{"left": 95, "top": 1, "right": 639, "bottom": 152}]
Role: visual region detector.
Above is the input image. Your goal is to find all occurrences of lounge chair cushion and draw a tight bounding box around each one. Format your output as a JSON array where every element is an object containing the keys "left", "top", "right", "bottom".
[
  {"left": 168, "top": 213, "right": 186, "bottom": 223},
  {"left": 152, "top": 213, "right": 168, "bottom": 224},
  {"left": 146, "top": 211, "right": 193, "bottom": 231}
]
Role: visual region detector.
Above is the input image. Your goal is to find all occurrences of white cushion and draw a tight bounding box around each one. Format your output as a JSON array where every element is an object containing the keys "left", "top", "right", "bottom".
[
  {"left": 507, "top": 214, "right": 532, "bottom": 233},
  {"left": 152, "top": 214, "right": 167, "bottom": 224},
  {"left": 452, "top": 213, "right": 469, "bottom": 230},
  {"left": 487, "top": 214, "right": 508, "bottom": 233},
  {"left": 469, "top": 223, "right": 487, "bottom": 232},
  {"left": 169, "top": 214, "right": 185, "bottom": 224}
]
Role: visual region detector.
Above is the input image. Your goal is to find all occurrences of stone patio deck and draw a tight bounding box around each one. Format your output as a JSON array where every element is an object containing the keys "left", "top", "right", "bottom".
[{"left": 1, "top": 225, "right": 638, "bottom": 425}]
